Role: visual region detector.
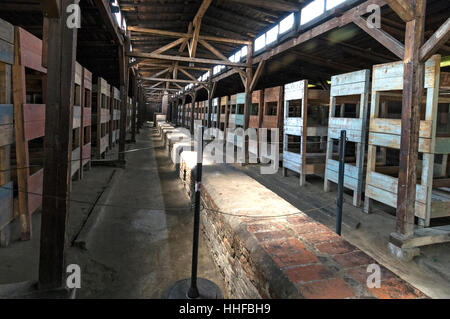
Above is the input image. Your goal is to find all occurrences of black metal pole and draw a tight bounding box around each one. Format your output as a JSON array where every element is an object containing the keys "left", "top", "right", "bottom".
[
  {"left": 188, "top": 125, "right": 204, "bottom": 299},
  {"left": 336, "top": 130, "right": 346, "bottom": 236}
]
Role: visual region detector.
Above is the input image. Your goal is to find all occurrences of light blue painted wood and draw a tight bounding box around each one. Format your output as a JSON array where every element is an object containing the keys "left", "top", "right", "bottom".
[{"left": 0, "top": 181, "right": 13, "bottom": 229}]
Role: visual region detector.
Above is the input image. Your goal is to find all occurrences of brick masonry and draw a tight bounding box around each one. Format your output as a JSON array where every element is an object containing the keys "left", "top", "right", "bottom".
[{"left": 174, "top": 129, "right": 428, "bottom": 299}]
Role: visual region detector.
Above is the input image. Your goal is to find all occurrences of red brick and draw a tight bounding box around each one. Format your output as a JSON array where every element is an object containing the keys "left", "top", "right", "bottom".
[
  {"left": 254, "top": 230, "right": 291, "bottom": 242},
  {"left": 315, "top": 239, "right": 358, "bottom": 255},
  {"left": 297, "top": 277, "right": 355, "bottom": 299},
  {"left": 291, "top": 222, "right": 330, "bottom": 235},
  {"left": 333, "top": 251, "right": 375, "bottom": 268},
  {"left": 368, "top": 278, "right": 427, "bottom": 299},
  {"left": 286, "top": 215, "right": 313, "bottom": 225},
  {"left": 346, "top": 265, "right": 398, "bottom": 285},
  {"left": 299, "top": 230, "right": 341, "bottom": 245},
  {"left": 262, "top": 238, "right": 319, "bottom": 268},
  {"left": 247, "top": 222, "right": 284, "bottom": 234},
  {"left": 285, "top": 264, "right": 335, "bottom": 284}
]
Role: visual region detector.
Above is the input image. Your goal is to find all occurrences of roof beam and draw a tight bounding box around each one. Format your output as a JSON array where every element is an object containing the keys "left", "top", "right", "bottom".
[
  {"left": 353, "top": 15, "right": 405, "bottom": 59},
  {"left": 142, "top": 77, "right": 207, "bottom": 84},
  {"left": 128, "top": 26, "right": 251, "bottom": 45},
  {"left": 384, "top": 0, "right": 414, "bottom": 22},
  {"left": 420, "top": 17, "right": 450, "bottom": 62},
  {"left": 127, "top": 51, "right": 249, "bottom": 67},
  {"left": 227, "top": 0, "right": 299, "bottom": 12}
]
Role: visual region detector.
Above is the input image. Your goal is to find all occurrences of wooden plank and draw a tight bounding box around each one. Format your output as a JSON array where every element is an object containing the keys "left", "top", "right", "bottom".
[
  {"left": 39, "top": 0, "right": 78, "bottom": 289},
  {"left": 384, "top": 0, "right": 414, "bottom": 22},
  {"left": 396, "top": 0, "right": 427, "bottom": 236},
  {"left": 420, "top": 18, "right": 450, "bottom": 62}
]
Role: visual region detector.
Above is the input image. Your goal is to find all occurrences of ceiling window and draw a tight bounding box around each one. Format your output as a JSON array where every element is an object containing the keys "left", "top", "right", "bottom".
[
  {"left": 240, "top": 46, "right": 248, "bottom": 57},
  {"left": 266, "top": 25, "right": 279, "bottom": 45},
  {"left": 301, "top": 0, "right": 325, "bottom": 25},
  {"left": 255, "top": 34, "right": 265, "bottom": 51},
  {"left": 279, "top": 13, "right": 294, "bottom": 34},
  {"left": 326, "top": 0, "right": 346, "bottom": 10}
]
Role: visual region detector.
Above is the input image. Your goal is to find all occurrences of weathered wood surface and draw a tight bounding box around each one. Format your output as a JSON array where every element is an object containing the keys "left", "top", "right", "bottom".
[
  {"left": 283, "top": 80, "right": 329, "bottom": 186},
  {"left": 365, "top": 54, "right": 450, "bottom": 225}
]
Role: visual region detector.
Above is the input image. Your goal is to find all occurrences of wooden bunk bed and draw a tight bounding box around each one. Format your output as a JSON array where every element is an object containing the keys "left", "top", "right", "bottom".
[
  {"left": 92, "top": 77, "right": 110, "bottom": 158},
  {"left": 324, "top": 70, "right": 370, "bottom": 206},
  {"left": 0, "top": 18, "right": 14, "bottom": 245},
  {"left": 282, "top": 80, "right": 329, "bottom": 186},
  {"left": 186, "top": 103, "right": 191, "bottom": 128},
  {"left": 127, "top": 96, "right": 132, "bottom": 132},
  {"left": 219, "top": 96, "right": 229, "bottom": 138},
  {"left": 71, "top": 62, "right": 83, "bottom": 180},
  {"left": 81, "top": 66, "right": 92, "bottom": 174},
  {"left": 249, "top": 90, "right": 263, "bottom": 158},
  {"left": 262, "top": 86, "right": 284, "bottom": 160},
  {"left": 212, "top": 97, "right": 219, "bottom": 129},
  {"left": 12, "top": 26, "right": 47, "bottom": 239},
  {"left": 226, "top": 94, "right": 238, "bottom": 146},
  {"left": 364, "top": 55, "right": 450, "bottom": 227},
  {"left": 110, "top": 86, "right": 120, "bottom": 147}
]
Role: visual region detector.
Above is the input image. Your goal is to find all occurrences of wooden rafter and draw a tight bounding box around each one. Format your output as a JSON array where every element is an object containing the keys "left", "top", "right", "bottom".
[
  {"left": 227, "top": 0, "right": 300, "bottom": 12},
  {"left": 384, "top": 0, "right": 414, "bottom": 22},
  {"left": 189, "top": 0, "right": 212, "bottom": 58},
  {"left": 420, "top": 18, "right": 450, "bottom": 62},
  {"left": 127, "top": 51, "right": 249, "bottom": 67},
  {"left": 353, "top": 15, "right": 405, "bottom": 59},
  {"left": 128, "top": 26, "right": 251, "bottom": 45},
  {"left": 142, "top": 77, "right": 206, "bottom": 84}
]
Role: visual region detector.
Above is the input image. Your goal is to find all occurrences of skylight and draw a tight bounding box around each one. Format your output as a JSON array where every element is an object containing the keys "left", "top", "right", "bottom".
[
  {"left": 279, "top": 13, "right": 294, "bottom": 34},
  {"left": 301, "top": 0, "right": 325, "bottom": 25},
  {"left": 255, "top": 34, "right": 265, "bottom": 51},
  {"left": 266, "top": 25, "right": 279, "bottom": 45},
  {"left": 326, "top": 0, "right": 346, "bottom": 10}
]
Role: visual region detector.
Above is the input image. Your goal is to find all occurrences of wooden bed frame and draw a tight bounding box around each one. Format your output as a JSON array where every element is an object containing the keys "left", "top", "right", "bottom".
[
  {"left": 219, "top": 96, "right": 229, "bottom": 138},
  {"left": 12, "top": 26, "right": 47, "bottom": 238},
  {"left": 92, "top": 77, "right": 110, "bottom": 158},
  {"left": 110, "top": 86, "right": 120, "bottom": 147},
  {"left": 212, "top": 97, "right": 219, "bottom": 128},
  {"left": 71, "top": 62, "right": 83, "bottom": 180},
  {"left": 249, "top": 90, "right": 263, "bottom": 157},
  {"left": 0, "top": 18, "right": 14, "bottom": 245},
  {"left": 81, "top": 66, "right": 92, "bottom": 174},
  {"left": 127, "top": 96, "right": 132, "bottom": 132},
  {"left": 282, "top": 80, "right": 329, "bottom": 186},
  {"left": 364, "top": 55, "right": 450, "bottom": 227},
  {"left": 324, "top": 70, "right": 370, "bottom": 206}
]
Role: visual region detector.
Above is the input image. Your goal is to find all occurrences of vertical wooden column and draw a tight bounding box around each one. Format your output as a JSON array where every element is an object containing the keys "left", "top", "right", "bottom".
[
  {"left": 39, "top": 0, "right": 78, "bottom": 289},
  {"left": 243, "top": 43, "right": 254, "bottom": 163},
  {"left": 190, "top": 91, "right": 197, "bottom": 135},
  {"left": 395, "top": 0, "right": 426, "bottom": 237},
  {"left": 118, "top": 33, "right": 130, "bottom": 163},
  {"left": 182, "top": 95, "right": 186, "bottom": 128},
  {"left": 131, "top": 74, "right": 137, "bottom": 142},
  {"left": 207, "top": 80, "right": 216, "bottom": 129}
]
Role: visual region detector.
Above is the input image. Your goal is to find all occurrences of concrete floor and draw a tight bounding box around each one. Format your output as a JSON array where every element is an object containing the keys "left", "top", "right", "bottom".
[{"left": 0, "top": 125, "right": 225, "bottom": 298}]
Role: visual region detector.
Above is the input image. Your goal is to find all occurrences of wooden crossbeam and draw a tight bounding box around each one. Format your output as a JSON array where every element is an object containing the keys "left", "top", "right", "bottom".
[
  {"left": 152, "top": 37, "right": 185, "bottom": 55},
  {"left": 127, "top": 51, "right": 249, "bottom": 67},
  {"left": 128, "top": 26, "right": 251, "bottom": 45},
  {"left": 420, "top": 18, "right": 450, "bottom": 62},
  {"left": 249, "top": 59, "right": 266, "bottom": 92},
  {"left": 142, "top": 77, "right": 206, "bottom": 84},
  {"left": 384, "top": 0, "right": 414, "bottom": 22},
  {"left": 353, "top": 15, "right": 405, "bottom": 59},
  {"left": 190, "top": 0, "right": 212, "bottom": 58},
  {"left": 227, "top": 0, "right": 299, "bottom": 12}
]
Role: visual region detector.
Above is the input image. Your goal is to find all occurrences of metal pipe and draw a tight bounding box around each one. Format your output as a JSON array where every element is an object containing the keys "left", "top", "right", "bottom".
[{"left": 188, "top": 126, "right": 204, "bottom": 299}]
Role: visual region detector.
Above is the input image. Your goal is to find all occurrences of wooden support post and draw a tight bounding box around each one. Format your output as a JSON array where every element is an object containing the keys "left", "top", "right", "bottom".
[
  {"left": 190, "top": 92, "right": 197, "bottom": 135},
  {"left": 182, "top": 95, "right": 187, "bottom": 128},
  {"left": 243, "top": 43, "right": 253, "bottom": 163},
  {"left": 118, "top": 33, "right": 130, "bottom": 163},
  {"left": 395, "top": 0, "right": 426, "bottom": 238},
  {"left": 207, "top": 70, "right": 216, "bottom": 128},
  {"left": 38, "top": 0, "right": 78, "bottom": 289},
  {"left": 131, "top": 74, "right": 137, "bottom": 142}
]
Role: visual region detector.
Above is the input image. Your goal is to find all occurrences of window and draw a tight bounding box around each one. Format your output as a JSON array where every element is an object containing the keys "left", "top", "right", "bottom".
[
  {"left": 279, "top": 13, "right": 294, "bottom": 34},
  {"left": 301, "top": 0, "right": 324, "bottom": 25},
  {"left": 234, "top": 51, "right": 241, "bottom": 62},
  {"left": 326, "top": 0, "right": 346, "bottom": 10},
  {"left": 240, "top": 46, "right": 248, "bottom": 58},
  {"left": 255, "top": 34, "right": 265, "bottom": 51},
  {"left": 266, "top": 25, "right": 279, "bottom": 45}
]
